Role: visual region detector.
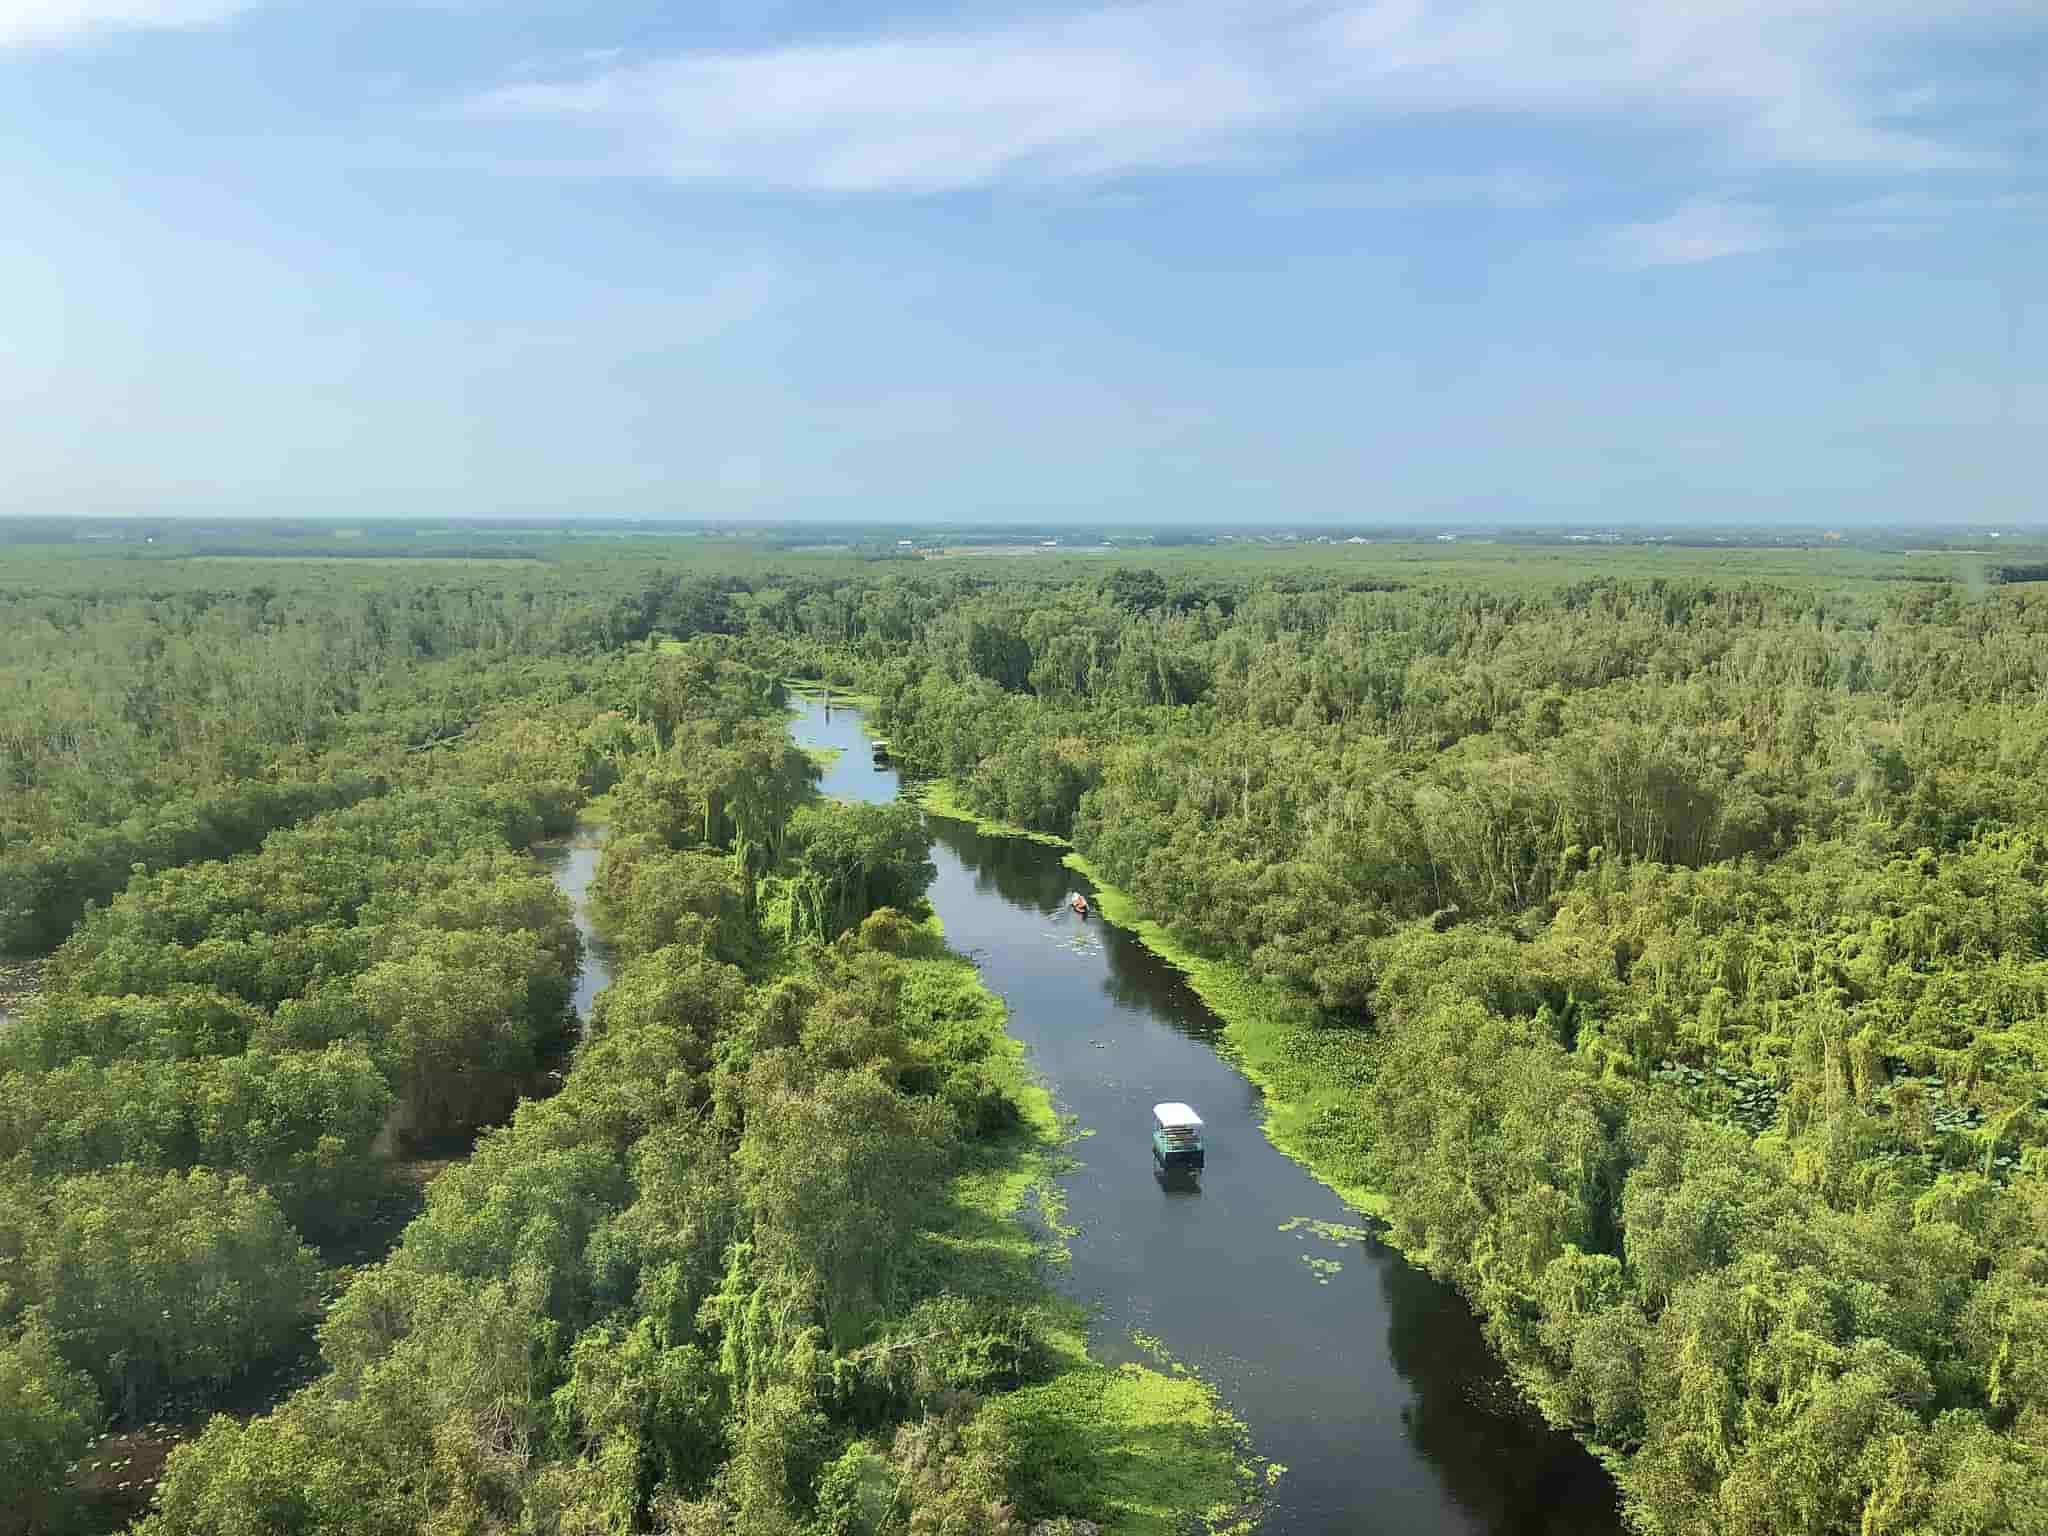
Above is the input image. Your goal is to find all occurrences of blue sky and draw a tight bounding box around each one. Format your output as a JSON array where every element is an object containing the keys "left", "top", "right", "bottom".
[{"left": 2, "top": 1, "right": 2042, "bottom": 524}]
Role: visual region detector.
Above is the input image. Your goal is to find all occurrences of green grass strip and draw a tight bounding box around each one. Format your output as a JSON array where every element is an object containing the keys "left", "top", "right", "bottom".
[{"left": 916, "top": 781, "right": 1069, "bottom": 847}]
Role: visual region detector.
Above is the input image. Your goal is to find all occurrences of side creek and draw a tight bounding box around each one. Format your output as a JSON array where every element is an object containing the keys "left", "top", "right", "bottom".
[
  {"left": 536, "top": 824, "right": 617, "bottom": 1026},
  {"left": 789, "top": 695, "right": 1624, "bottom": 1536}
]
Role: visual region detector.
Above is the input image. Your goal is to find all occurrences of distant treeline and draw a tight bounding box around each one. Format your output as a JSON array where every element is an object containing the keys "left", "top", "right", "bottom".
[{"left": 186, "top": 545, "right": 546, "bottom": 561}]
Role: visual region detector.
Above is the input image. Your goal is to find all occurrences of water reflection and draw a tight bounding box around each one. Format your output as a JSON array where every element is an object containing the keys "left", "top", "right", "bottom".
[
  {"left": 927, "top": 817, "right": 1067, "bottom": 909},
  {"left": 533, "top": 834, "right": 615, "bottom": 1025},
  {"left": 925, "top": 818, "right": 1225, "bottom": 1045},
  {"left": 799, "top": 694, "right": 903, "bottom": 804},
  {"left": 1377, "top": 1247, "right": 1621, "bottom": 1534},
  {"left": 1153, "top": 1165, "right": 1205, "bottom": 1198},
  {"left": 1095, "top": 924, "right": 1225, "bottom": 1043},
  {"left": 787, "top": 697, "right": 1620, "bottom": 1536}
]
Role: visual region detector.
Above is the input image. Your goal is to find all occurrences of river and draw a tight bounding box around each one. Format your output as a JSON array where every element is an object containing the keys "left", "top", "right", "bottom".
[{"left": 790, "top": 695, "right": 1623, "bottom": 1536}]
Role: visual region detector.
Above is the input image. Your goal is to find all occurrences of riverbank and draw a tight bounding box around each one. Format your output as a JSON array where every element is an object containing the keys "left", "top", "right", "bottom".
[
  {"left": 916, "top": 783, "right": 1387, "bottom": 1221},
  {"left": 915, "top": 788, "right": 1638, "bottom": 1518},
  {"left": 788, "top": 729, "right": 1259, "bottom": 1530},
  {"left": 916, "top": 780, "right": 1069, "bottom": 847},
  {"left": 907, "top": 932, "right": 1261, "bottom": 1534},
  {"left": 802, "top": 705, "right": 1620, "bottom": 1534}
]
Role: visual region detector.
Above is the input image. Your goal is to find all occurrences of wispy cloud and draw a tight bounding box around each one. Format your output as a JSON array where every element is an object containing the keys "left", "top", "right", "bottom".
[
  {"left": 1605, "top": 187, "right": 2048, "bottom": 268},
  {"left": 1606, "top": 200, "right": 1783, "bottom": 268},
  {"left": 0, "top": 0, "right": 252, "bottom": 49},
  {"left": 465, "top": 0, "right": 2042, "bottom": 193}
]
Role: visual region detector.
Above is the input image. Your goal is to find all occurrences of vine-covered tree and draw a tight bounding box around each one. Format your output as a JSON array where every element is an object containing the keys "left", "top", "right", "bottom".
[{"left": 786, "top": 802, "right": 936, "bottom": 942}]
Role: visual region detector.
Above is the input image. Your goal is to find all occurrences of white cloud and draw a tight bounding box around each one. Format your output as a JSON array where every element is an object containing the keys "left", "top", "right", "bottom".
[
  {"left": 1606, "top": 186, "right": 2048, "bottom": 267},
  {"left": 0, "top": 0, "right": 252, "bottom": 48},
  {"left": 1606, "top": 199, "right": 1783, "bottom": 267},
  {"left": 465, "top": 0, "right": 2040, "bottom": 192}
]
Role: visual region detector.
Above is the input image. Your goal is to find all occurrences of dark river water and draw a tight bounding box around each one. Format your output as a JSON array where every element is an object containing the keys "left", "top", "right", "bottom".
[{"left": 790, "top": 696, "right": 1624, "bottom": 1536}]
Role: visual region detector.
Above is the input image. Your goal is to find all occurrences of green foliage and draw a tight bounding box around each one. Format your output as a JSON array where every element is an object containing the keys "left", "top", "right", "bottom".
[
  {"left": 138, "top": 869, "right": 1234, "bottom": 1536},
  {"left": 583, "top": 947, "right": 749, "bottom": 1101},
  {"left": 606, "top": 715, "right": 815, "bottom": 860},
  {"left": 989, "top": 1355, "right": 1251, "bottom": 1534},
  {"left": 738, "top": 1060, "right": 956, "bottom": 1344},
  {"left": 856, "top": 560, "right": 2048, "bottom": 1534},
  {"left": 0, "top": 986, "right": 266, "bottom": 1072},
  {"left": 0, "top": 1316, "right": 102, "bottom": 1534},
  {"left": 0, "top": 1167, "right": 319, "bottom": 1419},
  {"left": 49, "top": 538, "right": 2048, "bottom": 1531},
  {"left": 786, "top": 803, "right": 936, "bottom": 943},
  {"left": 322, "top": 924, "right": 564, "bottom": 1141},
  {"left": 593, "top": 838, "right": 754, "bottom": 967},
  {"left": 6, "top": 546, "right": 1271, "bottom": 1531},
  {"left": 0, "top": 778, "right": 386, "bottom": 954},
  {"left": 0, "top": 1042, "right": 392, "bottom": 1228},
  {"left": 855, "top": 908, "right": 915, "bottom": 954}
]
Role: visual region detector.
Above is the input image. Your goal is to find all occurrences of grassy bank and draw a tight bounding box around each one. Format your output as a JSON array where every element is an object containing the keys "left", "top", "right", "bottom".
[
  {"left": 920, "top": 784, "right": 1387, "bottom": 1219},
  {"left": 901, "top": 937, "right": 1261, "bottom": 1534},
  {"left": 916, "top": 781, "right": 1068, "bottom": 847},
  {"left": 1059, "top": 854, "right": 1387, "bottom": 1221}
]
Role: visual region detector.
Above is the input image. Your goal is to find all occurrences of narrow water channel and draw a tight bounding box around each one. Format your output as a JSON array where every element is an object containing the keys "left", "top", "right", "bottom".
[
  {"left": 790, "top": 696, "right": 1623, "bottom": 1536},
  {"left": 535, "top": 827, "right": 615, "bottom": 1023}
]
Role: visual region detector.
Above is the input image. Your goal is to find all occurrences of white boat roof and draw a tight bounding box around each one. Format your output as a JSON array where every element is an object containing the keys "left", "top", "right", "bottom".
[{"left": 1153, "top": 1102, "right": 1204, "bottom": 1129}]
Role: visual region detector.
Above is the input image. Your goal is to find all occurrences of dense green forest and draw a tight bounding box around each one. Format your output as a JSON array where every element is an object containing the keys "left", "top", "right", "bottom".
[
  {"left": 851, "top": 561, "right": 2048, "bottom": 1534},
  {"left": 1, "top": 546, "right": 1245, "bottom": 1536},
  {"left": 8, "top": 532, "right": 2048, "bottom": 1535}
]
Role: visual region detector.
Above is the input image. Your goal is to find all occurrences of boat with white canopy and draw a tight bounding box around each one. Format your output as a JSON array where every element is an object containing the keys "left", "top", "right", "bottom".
[{"left": 1152, "top": 1101, "right": 1205, "bottom": 1174}]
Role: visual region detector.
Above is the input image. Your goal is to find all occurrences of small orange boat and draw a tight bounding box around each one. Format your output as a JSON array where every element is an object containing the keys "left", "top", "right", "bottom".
[{"left": 1071, "top": 893, "right": 1089, "bottom": 917}]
